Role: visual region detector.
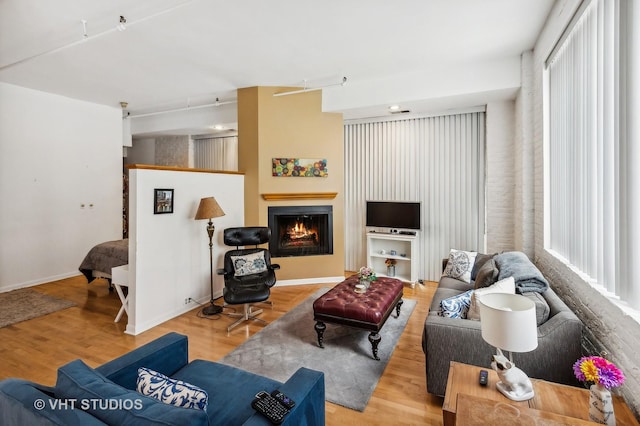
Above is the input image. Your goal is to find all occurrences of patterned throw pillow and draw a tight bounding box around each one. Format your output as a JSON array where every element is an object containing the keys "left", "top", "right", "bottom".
[
  {"left": 231, "top": 251, "right": 268, "bottom": 277},
  {"left": 442, "top": 249, "right": 478, "bottom": 283},
  {"left": 137, "top": 367, "right": 208, "bottom": 411},
  {"left": 467, "top": 276, "right": 515, "bottom": 321},
  {"left": 438, "top": 289, "right": 474, "bottom": 319}
]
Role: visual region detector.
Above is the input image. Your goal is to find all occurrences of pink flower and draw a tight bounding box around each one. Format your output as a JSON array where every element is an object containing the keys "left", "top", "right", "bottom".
[{"left": 573, "top": 356, "right": 625, "bottom": 389}]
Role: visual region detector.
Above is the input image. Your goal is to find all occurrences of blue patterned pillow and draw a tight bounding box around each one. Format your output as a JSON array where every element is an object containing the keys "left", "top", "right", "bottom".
[
  {"left": 439, "top": 290, "right": 474, "bottom": 319},
  {"left": 231, "top": 251, "right": 268, "bottom": 276},
  {"left": 137, "top": 367, "right": 208, "bottom": 411}
]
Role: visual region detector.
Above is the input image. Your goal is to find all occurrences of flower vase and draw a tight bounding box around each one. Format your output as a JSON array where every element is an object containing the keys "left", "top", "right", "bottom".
[
  {"left": 387, "top": 265, "right": 396, "bottom": 277},
  {"left": 360, "top": 277, "right": 370, "bottom": 289},
  {"left": 589, "top": 384, "right": 616, "bottom": 425}
]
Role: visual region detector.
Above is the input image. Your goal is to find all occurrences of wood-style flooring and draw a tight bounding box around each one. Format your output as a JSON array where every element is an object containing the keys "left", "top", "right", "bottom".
[{"left": 0, "top": 275, "right": 445, "bottom": 425}]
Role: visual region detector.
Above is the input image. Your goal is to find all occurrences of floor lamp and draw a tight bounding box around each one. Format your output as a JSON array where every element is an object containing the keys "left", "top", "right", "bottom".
[{"left": 194, "top": 197, "right": 226, "bottom": 315}]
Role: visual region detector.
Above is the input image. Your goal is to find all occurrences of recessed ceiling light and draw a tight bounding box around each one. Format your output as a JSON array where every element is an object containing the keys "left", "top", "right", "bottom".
[
  {"left": 212, "top": 125, "right": 224, "bottom": 130},
  {"left": 389, "top": 105, "right": 401, "bottom": 111}
]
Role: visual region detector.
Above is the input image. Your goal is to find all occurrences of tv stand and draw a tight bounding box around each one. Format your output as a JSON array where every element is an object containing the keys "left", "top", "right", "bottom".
[{"left": 366, "top": 232, "right": 417, "bottom": 284}]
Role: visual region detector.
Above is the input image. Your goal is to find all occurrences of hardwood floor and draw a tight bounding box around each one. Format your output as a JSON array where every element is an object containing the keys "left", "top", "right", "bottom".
[{"left": 0, "top": 275, "right": 445, "bottom": 425}]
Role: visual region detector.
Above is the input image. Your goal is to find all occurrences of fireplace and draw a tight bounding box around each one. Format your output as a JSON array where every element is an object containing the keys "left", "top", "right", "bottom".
[{"left": 268, "top": 205, "right": 333, "bottom": 257}]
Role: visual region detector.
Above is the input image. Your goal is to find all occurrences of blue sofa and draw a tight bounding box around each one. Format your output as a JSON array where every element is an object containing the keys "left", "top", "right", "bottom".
[{"left": 0, "top": 332, "right": 325, "bottom": 425}]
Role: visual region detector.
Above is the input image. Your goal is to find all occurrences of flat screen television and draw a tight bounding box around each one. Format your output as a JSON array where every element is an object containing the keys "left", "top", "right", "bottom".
[{"left": 366, "top": 201, "right": 421, "bottom": 230}]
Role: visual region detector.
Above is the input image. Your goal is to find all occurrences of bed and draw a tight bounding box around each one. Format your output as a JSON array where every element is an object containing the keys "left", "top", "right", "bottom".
[{"left": 78, "top": 239, "right": 128, "bottom": 284}]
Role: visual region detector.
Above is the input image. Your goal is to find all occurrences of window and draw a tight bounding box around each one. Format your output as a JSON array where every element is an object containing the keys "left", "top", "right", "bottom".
[{"left": 545, "top": 0, "right": 639, "bottom": 310}]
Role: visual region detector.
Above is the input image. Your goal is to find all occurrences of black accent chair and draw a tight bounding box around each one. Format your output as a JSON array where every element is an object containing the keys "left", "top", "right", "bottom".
[{"left": 217, "top": 227, "right": 280, "bottom": 332}]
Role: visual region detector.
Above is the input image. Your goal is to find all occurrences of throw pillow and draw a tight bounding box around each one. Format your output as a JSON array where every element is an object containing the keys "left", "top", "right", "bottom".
[
  {"left": 520, "top": 291, "right": 551, "bottom": 325},
  {"left": 438, "top": 289, "right": 473, "bottom": 319},
  {"left": 470, "top": 253, "right": 496, "bottom": 281},
  {"left": 137, "top": 367, "right": 208, "bottom": 411},
  {"left": 474, "top": 258, "right": 500, "bottom": 289},
  {"left": 442, "top": 249, "right": 478, "bottom": 283},
  {"left": 55, "top": 360, "right": 208, "bottom": 426},
  {"left": 467, "top": 276, "right": 516, "bottom": 321},
  {"left": 231, "top": 251, "right": 267, "bottom": 277}
]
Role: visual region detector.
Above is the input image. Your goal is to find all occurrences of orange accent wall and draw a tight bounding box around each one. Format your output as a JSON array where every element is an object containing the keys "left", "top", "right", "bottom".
[{"left": 238, "top": 86, "right": 345, "bottom": 280}]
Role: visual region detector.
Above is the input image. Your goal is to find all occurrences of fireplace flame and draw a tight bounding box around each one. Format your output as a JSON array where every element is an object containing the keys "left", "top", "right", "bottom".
[{"left": 289, "top": 221, "right": 311, "bottom": 238}]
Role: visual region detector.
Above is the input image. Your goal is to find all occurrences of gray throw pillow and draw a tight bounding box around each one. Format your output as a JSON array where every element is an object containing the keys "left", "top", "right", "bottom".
[
  {"left": 471, "top": 253, "right": 496, "bottom": 280},
  {"left": 521, "top": 291, "right": 551, "bottom": 325},
  {"left": 474, "top": 258, "right": 499, "bottom": 289}
]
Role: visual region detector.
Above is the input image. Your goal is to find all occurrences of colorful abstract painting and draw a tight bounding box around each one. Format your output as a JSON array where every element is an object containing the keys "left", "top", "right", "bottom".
[{"left": 272, "top": 158, "right": 328, "bottom": 177}]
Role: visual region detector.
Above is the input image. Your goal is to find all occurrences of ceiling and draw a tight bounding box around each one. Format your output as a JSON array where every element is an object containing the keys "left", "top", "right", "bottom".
[{"left": 0, "top": 0, "right": 555, "bottom": 135}]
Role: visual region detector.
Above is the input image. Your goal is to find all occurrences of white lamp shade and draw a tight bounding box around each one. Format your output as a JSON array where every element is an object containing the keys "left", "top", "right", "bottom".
[{"left": 479, "top": 293, "right": 538, "bottom": 353}]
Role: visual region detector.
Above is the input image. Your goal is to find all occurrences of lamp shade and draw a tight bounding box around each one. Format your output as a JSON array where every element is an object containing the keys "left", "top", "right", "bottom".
[
  {"left": 479, "top": 293, "right": 538, "bottom": 353},
  {"left": 194, "top": 197, "right": 225, "bottom": 220}
]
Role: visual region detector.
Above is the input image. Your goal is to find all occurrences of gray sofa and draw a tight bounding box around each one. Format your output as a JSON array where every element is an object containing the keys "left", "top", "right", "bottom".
[{"left": 422, "top": 252, "right": 583, "bottom": 397}]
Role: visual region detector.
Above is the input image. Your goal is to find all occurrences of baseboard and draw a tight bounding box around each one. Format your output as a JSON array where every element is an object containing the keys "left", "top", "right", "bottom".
[
  {"left": 275, "top": 276, "right": 345, "bottom": 286},
  {"left": 0, "top": 271, "right": 82, "bottom": 293}
]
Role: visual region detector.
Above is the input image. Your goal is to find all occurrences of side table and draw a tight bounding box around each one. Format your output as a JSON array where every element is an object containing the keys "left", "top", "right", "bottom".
[{"left": 443, "top": 361, "right": 639, "bottom": 426}]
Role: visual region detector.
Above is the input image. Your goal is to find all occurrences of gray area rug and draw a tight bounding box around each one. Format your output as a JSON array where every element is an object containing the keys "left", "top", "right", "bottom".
[
  {"left": 220, "top": 288, "right": 416, "bottom": 411},
  {"left": 0, "top": 288, "right": 76, "bottom": 328}
]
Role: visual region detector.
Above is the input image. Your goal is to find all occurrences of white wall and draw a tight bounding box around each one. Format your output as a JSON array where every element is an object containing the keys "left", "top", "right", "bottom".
[
  {"left": 127, "top": 167, "right": 243, "bottom": 335},
  {"left": 485, "top": 101, "right": 515, "bottom": 253},
  {"left": 0, "top": 83, "right": 122, "bottom": 291}
]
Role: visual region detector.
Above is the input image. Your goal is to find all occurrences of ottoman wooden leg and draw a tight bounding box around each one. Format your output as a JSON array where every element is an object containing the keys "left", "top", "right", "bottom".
[
  {"left": 315, "top": 321, "right": 326, "bottom": 348},
  {"left": 395, "top": 299, "right": 404, "bottom": 317},
  {"left": 368, "top": 332, "right": 381, "bottom": 360}
]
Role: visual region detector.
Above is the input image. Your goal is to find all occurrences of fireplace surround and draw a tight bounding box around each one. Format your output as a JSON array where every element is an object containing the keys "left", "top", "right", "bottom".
[{"left": 268, "top": 205, "right": 333, "bottom": 257}]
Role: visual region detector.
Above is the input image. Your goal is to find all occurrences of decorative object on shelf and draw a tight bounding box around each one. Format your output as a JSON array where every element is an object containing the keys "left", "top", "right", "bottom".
[
  {"left": 194, "top": 197, "right": 226, "bottom": 316},
  {"left": 272, "top": 158, "right": 328, "bottom": 177},
  {"left": 385, "top": 258, "right": 397, "bottom": 277},
  {"left": 389, "top": 250, "right": 397, "bottom": 255},
  {"left": 479, "top": 293, "right": 538, "bottom": 401},
  {"left": 154, "top": 188, "right": 174, "bottom": 214},
  {"left": 358, "top": 266, "right": 377, "bottom": 289},
  {"left": 573, "top": 356, "right": 625, "bottom": 425}
]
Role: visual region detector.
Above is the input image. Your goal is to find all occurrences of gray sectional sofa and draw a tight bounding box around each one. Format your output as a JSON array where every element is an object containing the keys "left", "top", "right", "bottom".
[{"left": 422, "top": 251, "right": 583, "bottom": 397}]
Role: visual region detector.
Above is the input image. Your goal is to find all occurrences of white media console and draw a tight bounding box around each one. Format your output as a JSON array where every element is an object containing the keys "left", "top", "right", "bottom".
[{"left": 366, "top": 231, "right": 418, "bottom": 284}]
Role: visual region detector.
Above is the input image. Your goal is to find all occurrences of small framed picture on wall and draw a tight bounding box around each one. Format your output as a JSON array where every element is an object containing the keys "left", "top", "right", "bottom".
[{"left": 154, "top": 189, "right": 174, "bottom": 214}]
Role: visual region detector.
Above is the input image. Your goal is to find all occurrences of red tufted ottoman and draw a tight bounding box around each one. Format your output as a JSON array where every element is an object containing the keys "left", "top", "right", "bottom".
[{"left": 312, "top": 275, "right": 404, "bottom": 360}]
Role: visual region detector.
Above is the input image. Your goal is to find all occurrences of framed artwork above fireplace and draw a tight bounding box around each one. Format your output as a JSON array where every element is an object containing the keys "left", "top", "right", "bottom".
[{"left": 272, "top": 158, "right": 328, "bottom": 177}]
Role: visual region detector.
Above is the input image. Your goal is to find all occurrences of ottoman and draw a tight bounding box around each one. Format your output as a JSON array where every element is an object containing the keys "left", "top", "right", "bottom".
[{"left": 312, "top": 275, "right": 404, "bottom": 360}]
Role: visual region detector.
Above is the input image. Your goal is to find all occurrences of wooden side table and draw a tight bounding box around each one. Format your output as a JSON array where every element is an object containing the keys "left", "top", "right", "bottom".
[
  {"left": 443, "top": 361, "right": 639, "bottom": 426},
  {"left": 456, "top": 394, "right": 595, "bottom": 425}
]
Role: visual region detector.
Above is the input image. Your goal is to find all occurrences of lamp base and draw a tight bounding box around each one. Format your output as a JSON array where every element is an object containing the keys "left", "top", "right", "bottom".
[
  {"left": 202, "top": 304, "right": 223, "bottom": 315},
  {"left": 495, "top": 381, "right": 535, "bottom": 401}
]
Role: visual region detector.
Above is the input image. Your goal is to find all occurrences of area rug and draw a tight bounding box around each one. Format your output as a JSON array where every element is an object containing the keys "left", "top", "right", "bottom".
[
  {"left": 0, "top": 288, "right": 76, "bottom": 328},
  {"left": 219, "top": 288, "right": 416, "bottom": 411}
]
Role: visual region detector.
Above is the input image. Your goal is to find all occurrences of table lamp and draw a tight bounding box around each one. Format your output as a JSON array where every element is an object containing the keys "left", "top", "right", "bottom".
[
  {"left": 194, "top": 197, "right": 225, "bottom": 315},
  {"left": 479, "top": 292, "right": 538, "bottom": 401}
]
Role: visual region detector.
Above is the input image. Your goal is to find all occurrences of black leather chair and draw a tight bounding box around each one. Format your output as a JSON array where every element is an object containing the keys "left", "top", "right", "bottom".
[{"left": 217, "top": 227, "right": 280, "bottom": 332}]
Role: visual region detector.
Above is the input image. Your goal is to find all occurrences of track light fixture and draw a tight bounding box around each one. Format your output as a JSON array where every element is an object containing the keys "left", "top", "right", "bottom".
[
  {"left": 117, "top": 16, "right": 127, "bottom": 31},
  {"left": 273, "top": 76, "right": 348, "bottom": 97}
]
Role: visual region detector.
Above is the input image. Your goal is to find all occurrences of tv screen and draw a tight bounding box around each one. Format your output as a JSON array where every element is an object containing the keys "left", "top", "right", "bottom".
[{"left": 366, "top": 201, "right": 421, "bottom": 230}]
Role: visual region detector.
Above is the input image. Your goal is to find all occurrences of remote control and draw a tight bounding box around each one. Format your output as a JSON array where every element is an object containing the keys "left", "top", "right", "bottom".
[
  {"left": 251, "top": 391, "right": 290, "bottom": 424},
  {"left": 271, "top": 390, "right": 295, "bottom": 409},
  {"left": 479, "top": 369, "right": 488, "bottom": 386}
]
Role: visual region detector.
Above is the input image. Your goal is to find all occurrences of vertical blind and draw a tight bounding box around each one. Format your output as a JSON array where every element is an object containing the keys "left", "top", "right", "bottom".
[
  {"left": 344, "top": 112, "right": 485, "bottom": 281},
  {"left": 546, "top": 0, "right": 639, "bottom": 309},
  {"left": 193, "top": 136, "right": 238, "bottom": 171}
]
